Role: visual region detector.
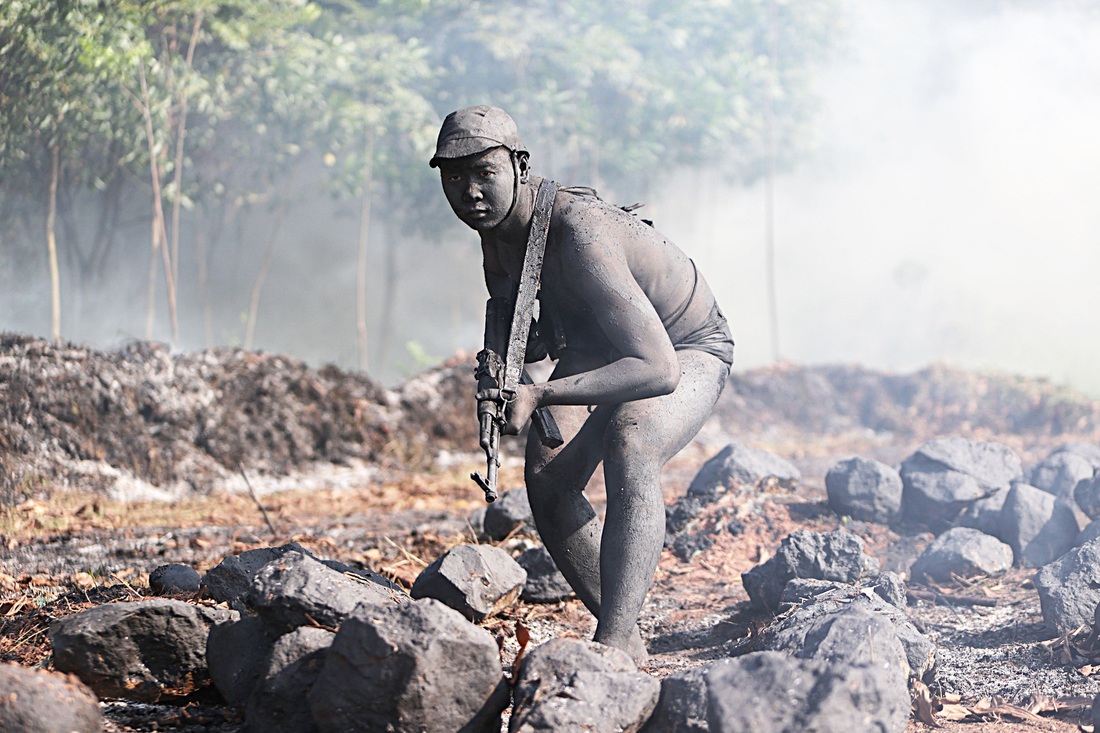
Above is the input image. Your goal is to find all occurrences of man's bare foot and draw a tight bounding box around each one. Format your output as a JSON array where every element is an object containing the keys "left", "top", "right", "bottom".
[{"left": 594, "top": 627, "right": 649, "bottom": 667}]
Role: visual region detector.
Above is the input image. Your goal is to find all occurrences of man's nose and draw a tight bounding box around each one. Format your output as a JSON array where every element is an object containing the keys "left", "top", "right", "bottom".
[{"left": 463, "top": 181, "right": 482, "bottom": 201}]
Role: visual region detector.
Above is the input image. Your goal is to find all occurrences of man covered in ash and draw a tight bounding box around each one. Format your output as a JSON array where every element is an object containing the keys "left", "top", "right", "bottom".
[{"left": 430, "top": 105, "right": 734, "bottom": 664}]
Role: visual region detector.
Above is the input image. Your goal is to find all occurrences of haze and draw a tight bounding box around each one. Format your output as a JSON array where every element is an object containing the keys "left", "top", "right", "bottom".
[{"left": 3, "top": 0, "right": 1098, "bottom": 397}]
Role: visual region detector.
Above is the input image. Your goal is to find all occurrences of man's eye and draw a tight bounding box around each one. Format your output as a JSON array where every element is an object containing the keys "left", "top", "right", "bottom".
[{"left": 479, "top": 170, "right": 494, "bottom": 178}]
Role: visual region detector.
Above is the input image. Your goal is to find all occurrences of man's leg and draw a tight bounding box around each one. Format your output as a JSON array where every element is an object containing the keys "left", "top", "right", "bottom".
[
  {"left": 524, "top": 401, "right": 608, "bottom": 616},
  {"left": 523, "top": 354, "right": 613, "bottom": 619},
  {"left": 594, "top": 350, "right": 729, "bottom": 661}
]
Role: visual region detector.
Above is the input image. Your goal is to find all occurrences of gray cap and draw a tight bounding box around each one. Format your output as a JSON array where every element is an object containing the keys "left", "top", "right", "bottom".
[{"left": 429, "top": 105, "right": 526, "bottom": 168}]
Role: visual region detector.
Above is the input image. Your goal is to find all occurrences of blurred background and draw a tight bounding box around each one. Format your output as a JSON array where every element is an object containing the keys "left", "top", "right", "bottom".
[{"left": 2, "top": 0, "right": 1098, "bottom": 393}]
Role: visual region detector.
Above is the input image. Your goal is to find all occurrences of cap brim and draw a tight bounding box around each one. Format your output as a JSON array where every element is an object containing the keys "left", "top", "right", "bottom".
[{"left": 429, "top": 136, "right": 508, "bottom": 167}]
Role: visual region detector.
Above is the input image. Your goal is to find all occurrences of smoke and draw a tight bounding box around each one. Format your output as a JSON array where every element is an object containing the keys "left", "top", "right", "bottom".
[
  {"left": 648, "top": 0, "right": 1100, "bottom": 396},
  {"left": 3, "top": 1, "right": 1098, "bottom": 397}
]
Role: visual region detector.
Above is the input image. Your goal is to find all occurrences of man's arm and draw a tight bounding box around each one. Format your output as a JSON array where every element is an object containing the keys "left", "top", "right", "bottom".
[{"left": 504, "top": 207, "right": 680, "bottom": 433}]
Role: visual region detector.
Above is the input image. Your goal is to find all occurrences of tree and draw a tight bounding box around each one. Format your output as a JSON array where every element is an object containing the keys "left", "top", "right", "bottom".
[{"left": 0, "top": 0, "right": 146, "bottom": 339}]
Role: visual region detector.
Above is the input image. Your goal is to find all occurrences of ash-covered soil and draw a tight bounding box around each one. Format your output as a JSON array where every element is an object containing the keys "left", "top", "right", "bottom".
[{"left": 4, "top": 333, "right": 1100, "bottom": 731}]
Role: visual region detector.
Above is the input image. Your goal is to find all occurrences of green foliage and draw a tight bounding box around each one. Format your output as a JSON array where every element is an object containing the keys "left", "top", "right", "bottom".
[{"left": 2, "top": 0, "right": 841, "bottom": 216}]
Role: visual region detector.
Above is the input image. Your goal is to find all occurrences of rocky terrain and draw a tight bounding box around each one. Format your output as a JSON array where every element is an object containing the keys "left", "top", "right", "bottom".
[{"left": 4, "top": 333, "right": 1100, "bottom": 731}]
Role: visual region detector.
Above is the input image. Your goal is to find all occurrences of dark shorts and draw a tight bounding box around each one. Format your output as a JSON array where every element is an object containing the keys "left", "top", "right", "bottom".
[{"left": 673, "top": 303, "right": 734, "bottom": 370}]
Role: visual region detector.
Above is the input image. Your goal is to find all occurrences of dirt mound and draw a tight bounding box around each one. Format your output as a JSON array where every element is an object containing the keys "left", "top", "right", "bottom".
[
  {"left": 3, "top": 333, "right": 1099, "bottom": 505},
  {"left": 0, "top": 334, "right": 402, "bottom": 502},
  {"left": 717, "top": 362, "right": 1100, "bottom": 441}
]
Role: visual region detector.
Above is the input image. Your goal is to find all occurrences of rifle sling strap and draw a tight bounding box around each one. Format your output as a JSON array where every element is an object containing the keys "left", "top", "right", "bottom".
[{"left": 503, "top": 179, "right": 558, "bottom": 393}]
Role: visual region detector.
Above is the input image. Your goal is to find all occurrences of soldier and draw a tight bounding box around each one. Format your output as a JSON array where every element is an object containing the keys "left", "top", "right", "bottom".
[{"left": 430, "top": 105, "right": 734, "bottom": 664}]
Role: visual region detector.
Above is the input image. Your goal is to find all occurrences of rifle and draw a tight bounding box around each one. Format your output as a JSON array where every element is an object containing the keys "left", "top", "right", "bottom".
[{"left": 471, "top": 180, "right": 562, "bottom": 502}]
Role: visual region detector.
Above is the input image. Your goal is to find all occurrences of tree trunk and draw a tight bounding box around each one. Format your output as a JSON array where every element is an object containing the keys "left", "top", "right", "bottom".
[
  {"left": 134, "top": 63, "right": 179, "bottom": 346},
  {"left": 243, "top": 198, "right": 288, "bottom": 350},
  {"left": 45, "top": 144, "right": 61, "bottom": 341},
  {"left": 764, "top": 0, "right": 781, "bottom": 362},
  {"left": 356, "top": 126, "right": 376, "bottom": 372},
  {"left": 169, "top": 11, "right": 204, "bottom": 294},
  {"left": 377, "top": 226, "right": 399, "bottom": 375}
]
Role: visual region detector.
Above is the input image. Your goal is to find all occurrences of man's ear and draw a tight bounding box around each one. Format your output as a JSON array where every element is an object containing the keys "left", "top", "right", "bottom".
[{"left": 516, "top": 151, "right": 531, "bottom": 184}]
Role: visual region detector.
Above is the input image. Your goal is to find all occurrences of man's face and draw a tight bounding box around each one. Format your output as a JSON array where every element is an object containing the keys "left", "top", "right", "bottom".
[{"left": 438, "top": 147, "right": 516, "bottom": 231}]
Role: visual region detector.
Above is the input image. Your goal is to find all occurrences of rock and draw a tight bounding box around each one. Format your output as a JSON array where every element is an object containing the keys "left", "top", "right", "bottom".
[
  {"left": 468, "top": 505, "right": 488, "bottom": 538},
  {"left": 411, "top": 544, "right": 526, "bottom": 622},
  {"left": 825, "top": 457, "right": 903, "bottom": 524},
  {"left": 150, "top": 563, "right": 201, "bottom": 595},
  {"left": 763, "top": 580, "right": 935, "bottom": 681},
  {"left": 1078, "top": 520, "right": 1100, "bottom": 548},
  {"left": 784, "top": 571, "right": 906, "bottom": 609},
  {"left": 207, "top": 616, "right": 277, "bottom": 706},
  {"left": 510, "top": 638, "right": 660, "bottom": 733},
  {"left": 687, "top": 443, "right": 800, "bottom": 500},
  {"left": 706, "top": 650, "right": 908, "bottom": 733},
  {"left": 670, "top": 531, "right": 716, "bottom": 562},
  {"left": 483, "top": 487, "right": 536, "bottom": 540},
  {"left": 741, "top": 529, "right": 880, "bottom": 613},
  {"left": 639, "top": 663, "right": 713, "bottom": 733},
  {"left": 1028, "top": 450, "right": 1096, "bottom": 499},
  {"left": 999, "top": 483, "right": 1080, "bottom": 567},
  {"left": 899, "top": 438, "right": 1022, "bottom": 529},
  {"left": 1053, "top": 442, "right": 1100, "bottom": 468},
  {"left": 249, "top": 550, "right": 407, "bottom": 634},
  {"left": 1074, "top": 474, "right": 1100, "bottom": 520},
  {"left": 309, "top": 599, "right": 508, "bottom": 733},
  {"left": 870, "top": 571, "right": 909, "bottom": 608},
  {"left": 955, "top": 488, "right": 1009, "bottom": 539},
  {"left": 203, "top": 542, "right": 315, "bottom": 610},
  {"left": 1034, "top": 538, "right": 1100, "bottom": 632},
  {"left": 517, "top": 546, "right": 572, "bottom": 603},
  {"left": 49, "top": 598, "right": 234, "bottom": 702},
  {"left": 245, "top": 626, "right": 334, "bottom": 733},
  {"left": 0, "top": 663, "right": 102, "bottom": 733},
  {"left": 320, "top": 558, "right": 404, "bottom": 593},
  {"left": 910, "top": 527, "right": 1014, "bottom": 583}
]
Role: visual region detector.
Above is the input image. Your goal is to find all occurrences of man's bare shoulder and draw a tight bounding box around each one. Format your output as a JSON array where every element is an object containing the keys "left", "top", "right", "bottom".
[{"left": 551, "top": 189, "right": 638, "bottom": 254}]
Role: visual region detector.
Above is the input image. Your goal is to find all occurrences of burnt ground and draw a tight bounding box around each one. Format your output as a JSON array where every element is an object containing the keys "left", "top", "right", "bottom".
[{"left": 3, "top": 334, "right": 1100, "bottom": 731}]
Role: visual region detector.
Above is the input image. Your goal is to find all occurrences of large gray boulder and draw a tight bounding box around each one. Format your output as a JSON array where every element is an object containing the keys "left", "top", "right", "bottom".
[
  {"left": 1077, "top": 520, "right": 1100, "bottom": 548},
  {"left": 761, "top": 580, "right": 935, "bottom": 682},
  {"left": 1074, "top": 474, "right": 1100, "bottom": 520},
  {"left": 203, "top": 542, "right": 314, "bottom": 610},
  {"left": 955, "top": 489, "right": 1010, "bottom": 539},
  {"left": 49, "top": 598, "right": 234, "bottom": 702},
  {"left": 204, "top": 542, "right": 400, "bottom": 612},
  {"left": 639, "top": 663, "right": 714, "bottom": 733},
  {"left": 517, "top": 546, "right": 573, "bottom": 603},
  {"left": 150, "top": 563, "right": 202, "bottom": 595},
  {"left": 1053, "top": 442, "right": 1100, "bottom": 469},
  {"left": 741, "top": 529, "right": 880, "bottom": 613},
  {"left": 706, "top": 650, "right": 908, "bottom": 733},
  {"left": 249, "top": 550, "right": 407, "bottom": 634},
  {"left": 1028, "top": 450, "right": 1096, "bottom": 499},
  {"left": 825, "top": 457, "right": 903, "bottom": 524},
  {"left": 899, "top": 438, "right": 1022, "bottom": 529},
  {"left": 688, "top": 443, "right": 800, "bottom": 500},
  {"left": 483, "top": 487, "right": 536, "bottom": 540},
  {"left": 309, "top": 599, "right": 508, "bottom": 733},
  {"left": 910, "top": 527, "right": 1014, "bottom": 583},
  {"left": 1034, "top": 538, "right": 1100, "bottom": 633},
  {"left": 245, "top": 626, "right": 334, "bottom": 733},
  {"left": 999, "top": 483, "right": 1080, "bottom": 568},
  {"left": 411, "top": 544, "right": 526, "bottom": 622},
  {"left": 0, "top": 663, "right": 102, "bottom": 733},
  {"left": 510, "top": 638, "right": 660, "bottom": 733},
  {"left": 207, "top": 615, "right": 278, "bottom": 706}
]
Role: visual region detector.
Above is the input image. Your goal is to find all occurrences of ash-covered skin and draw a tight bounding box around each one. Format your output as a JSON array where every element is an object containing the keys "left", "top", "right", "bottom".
[{"left": 433, "top": 106, "right": 733, "bottom": 664}]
